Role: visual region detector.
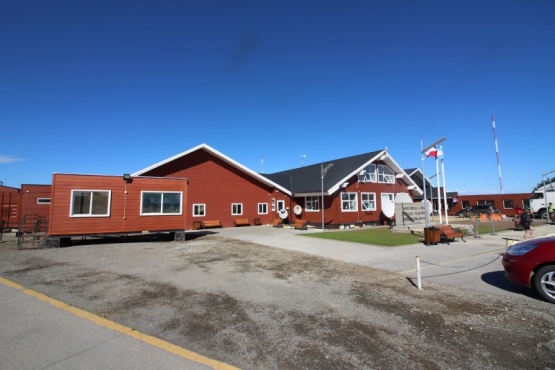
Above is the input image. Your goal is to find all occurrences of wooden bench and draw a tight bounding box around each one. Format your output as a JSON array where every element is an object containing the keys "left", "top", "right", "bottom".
[
  {"left": 234, "top": 218, "right": 250, "bottom": 227},
  {"left": 291, "top": 219, "right": 308, "bottom": 230},
  {"left": 269, "top": 219, "right": 283, "bottom": 228},
  {"left": 201, "top": 220, "right": 222, "bottom": 229},
  {"left": 436, "top": 225, "right": 466, "bottom": 244}
]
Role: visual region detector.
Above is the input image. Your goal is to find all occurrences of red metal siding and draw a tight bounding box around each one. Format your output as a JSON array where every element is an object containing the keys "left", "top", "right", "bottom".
[
  {"left": 140, "top": 150, "right": 285, "bottom": 228},
  {"left": 450, "top": 193, "right": 531, "bottom": 217},
  {"left": 19, "top": 184, "right": 52, "bottom": 223},
  {"left": 1, "top": 186, "right": 20, "bottom": 229},
  {"left": 48, "top": 174, "right": 188, "bottom": 236}
]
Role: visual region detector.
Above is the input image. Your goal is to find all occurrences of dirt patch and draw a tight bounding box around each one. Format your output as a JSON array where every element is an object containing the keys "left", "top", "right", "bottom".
[{"left": 0, "top": 233, "right": 554, "bottom": 369}]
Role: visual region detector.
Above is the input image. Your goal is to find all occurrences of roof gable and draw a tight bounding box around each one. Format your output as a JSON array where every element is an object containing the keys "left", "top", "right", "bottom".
[
  {"left": 132, "top": 143, "right": 291, "bottom": 194},
  {"left": 264, "top": 150, "right": 422, "bottom": 196}
]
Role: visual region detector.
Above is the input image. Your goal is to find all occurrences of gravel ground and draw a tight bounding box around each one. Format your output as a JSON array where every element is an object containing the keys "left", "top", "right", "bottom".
[{"left": 1, "top": 232, "right": 554, "bottom": 369}]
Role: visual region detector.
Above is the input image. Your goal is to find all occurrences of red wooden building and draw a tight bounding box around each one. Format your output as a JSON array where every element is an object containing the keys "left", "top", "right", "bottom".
[
  {"left": 48, "top": 174, "right": 188, "bottom": 238},
  {"left": 19, "top": 184, "right": 52, "bottom": 220},
  {"left": 449, "top": 193, "right": 531, "bottom": 217},
  {"left": 133, "top": 144, "right": 422, "bottom": 228},
  {"left": 133, "top": 144, "right": 291, "bottom": 229},
  {"left": 1, "top": 184, "right": 52, "bottom": 231}
]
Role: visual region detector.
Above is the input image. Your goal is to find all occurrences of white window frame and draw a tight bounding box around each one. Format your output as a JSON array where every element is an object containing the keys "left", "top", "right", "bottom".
[
  {"left": 378, "top": 165, "right": 395, "bottom": 184},
  {"left": 305, "top": 196, "right": 319, "bottom": 212},
  {"left": 271, "top": 198, "right": 276, "bottom": 212},
  {"left": 70, "top": 190, "right": 111, "bottom": 217},
  {"left": 341, "top": 192, "right": 358, "bottom": 212},
  {"left": 140, "top": 191, "right": 183, "bottom": 216},
  {"left": 193, "top": 204, "right": 206, "bottom": 217},
  {"left": 277, "top": 200, "right": 285, "bottom": 212},
  {"left": 258, "top": 203, "right": 268, "bottom": 214},
  {"left": 37, "top": 198, "right": 51, "bottom": 204},
  {"left": 361, "top": 192, "right": 376, "bottom": 211},
  {"left": 381, "top": 193, "right": 394, "bottom": 205},
  {"left": 232, "top": 203, "right": 243, "bottom": 215},
  {"left": 359, "top": 164, "right": 377, "bottom": 183},
  {"left": 502, "top": 199, "right": 514, "bottom": 209}
]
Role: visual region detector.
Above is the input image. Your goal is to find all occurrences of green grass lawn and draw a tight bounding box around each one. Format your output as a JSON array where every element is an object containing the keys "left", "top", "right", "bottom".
[
  {"left": 301, "top": 227, "right": 421, "bottom": 246},
  {"left": 301, "top": 222, "right": 517, "bottom": 247}
]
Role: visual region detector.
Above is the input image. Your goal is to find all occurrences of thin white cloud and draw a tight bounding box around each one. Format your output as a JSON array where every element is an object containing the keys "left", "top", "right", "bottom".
[{"left": 0, "top": 155, "right": 26, "bottom": 163}]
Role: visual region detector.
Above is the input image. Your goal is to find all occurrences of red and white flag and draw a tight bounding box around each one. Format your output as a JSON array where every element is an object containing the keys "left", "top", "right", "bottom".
[{"left": 425, "top": 147, "right": 437, "bottom": 158}]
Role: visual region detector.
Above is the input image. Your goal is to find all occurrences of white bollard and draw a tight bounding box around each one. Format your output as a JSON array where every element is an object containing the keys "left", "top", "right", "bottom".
[{"left": 416, "top": 255, "right": 422, "bottom": 290}]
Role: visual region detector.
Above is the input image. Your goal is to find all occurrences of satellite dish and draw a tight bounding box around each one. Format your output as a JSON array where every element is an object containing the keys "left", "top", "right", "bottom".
[
  {"left": 293, "top": 205, "right": 302, "bottom": 215},
  {"left": 278, "top": 209, "right": 288, "bottom": 219},
  {"left": 394, "top": 192, "right": 413, "bottom": 203},
  {"left": 382, "top": 199, "right": 395, "bottom": 218}
]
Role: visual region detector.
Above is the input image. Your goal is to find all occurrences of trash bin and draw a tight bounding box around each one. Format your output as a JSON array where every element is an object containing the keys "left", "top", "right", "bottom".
[{"left": 424, "top": 227, "right": 440, "bottom": 245}]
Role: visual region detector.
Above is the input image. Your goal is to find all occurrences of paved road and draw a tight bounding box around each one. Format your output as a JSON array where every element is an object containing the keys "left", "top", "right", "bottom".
[
  {"left": 215, "top": 222, "right": 555, "bottom": 301},
  {"left": 0, "top": 277, "right": 238, "bottom": 370}
]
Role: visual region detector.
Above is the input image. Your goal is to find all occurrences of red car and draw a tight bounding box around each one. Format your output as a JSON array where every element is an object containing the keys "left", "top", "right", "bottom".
[{"left": 502, "top": 236, "right": 555, "bottom": 303}]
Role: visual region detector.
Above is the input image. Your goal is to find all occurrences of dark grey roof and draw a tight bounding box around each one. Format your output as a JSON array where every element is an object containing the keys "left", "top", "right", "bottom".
[
  {"left": 263, "top": 150, "right": 383, "bottom": 194},
  {"left": 404, "top": 168, "right": 425, "bottom": 190}
]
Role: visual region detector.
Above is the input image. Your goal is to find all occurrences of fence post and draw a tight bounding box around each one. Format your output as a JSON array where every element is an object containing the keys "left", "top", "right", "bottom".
[{"left": 416, "top": 256, "right": 422, "bottom": 290}]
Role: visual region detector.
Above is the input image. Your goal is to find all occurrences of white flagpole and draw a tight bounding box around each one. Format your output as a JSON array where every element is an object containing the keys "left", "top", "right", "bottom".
[
  {"left": 421, "top": 140, "right": 429, "bottom": 228},
  {"left": 440, "top": 146, "right": 449, "bottom": 224},
  {"left": 435, "top": 148, "right": 442, "bottom": 224}
]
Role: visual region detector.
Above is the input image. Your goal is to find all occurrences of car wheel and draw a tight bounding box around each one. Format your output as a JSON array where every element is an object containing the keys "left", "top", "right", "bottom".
[
  {"left": 532, "top": 265, "right": 555, "bottom": 304},
  {"left": 538, "top": 209, "right": 548, "bottom": 221}
]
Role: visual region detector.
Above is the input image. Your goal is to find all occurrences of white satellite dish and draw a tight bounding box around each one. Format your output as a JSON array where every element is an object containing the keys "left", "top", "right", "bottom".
[
  {"left": 382, "top": 199, "right": 395, "bottom": 218},
  {"left": 394, "top": 192, "right": 413, "bottom": 203},
  {"left": 293, "top": 205, "right": 302, "bottom": 215},
  {"left": 278, "top": 209, "right": 288, "bottom": 219}
]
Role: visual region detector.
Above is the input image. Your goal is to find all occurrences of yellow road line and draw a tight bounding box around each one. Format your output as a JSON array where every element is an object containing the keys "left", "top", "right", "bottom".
[{"left": 0, "top": 276, "right": 240, "bottom": 370}]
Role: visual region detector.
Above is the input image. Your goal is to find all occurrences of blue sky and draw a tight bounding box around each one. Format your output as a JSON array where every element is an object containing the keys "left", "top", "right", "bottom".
[{"left": 1, "top": 1, "right": 554, "bottom": 194}]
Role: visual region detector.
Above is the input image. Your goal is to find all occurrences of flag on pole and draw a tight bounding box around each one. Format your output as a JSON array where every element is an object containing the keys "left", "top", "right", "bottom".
[
  {"left": 437, "top": 147, "right": 444, "bottom": 160},
  {"left": 425, "top": 147, "right": 437, "bottom": 158}
]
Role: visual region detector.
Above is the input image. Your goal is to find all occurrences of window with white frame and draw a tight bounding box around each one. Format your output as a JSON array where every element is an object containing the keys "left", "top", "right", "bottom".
[
  {"left": 477, "top": 200, "right": 495, "bottom": 206},
  {"left": 305, "top": 196, "right": 319, "bottom": 211},
  {"left": 358, "top": 164, "right": 377, "bottom": 183},
  {"left": 141, "top": 191, "right": 182, "bottom": 215},
  {"left": 71, "top": 190, "right": 111, "bottom": 217},
  {"left": 502, "top": 200, "right": 514, "bottom": 209},
  {"left": 271, "top": 198, "right": 276, "bottom": 211},
  {"left": 378, "top": 165, "right": 395, "bottom": 183},
  {"left": 37, "top": 198, "right": 51, "bottom": 204},
  {"left": 341, "top": 192, "right": 358, "bottom": 211},
  {"left": 381, "top": 193, "right": 394, "bottom": 202},
  {"left": 232, "top": 203, "right": 243, "bottom": 215},
  {"left": 258, "top": 203, "right": 268, "bottom": 214},
  {"left": 193, "top": 204, "right": 205, "bottom": 216},
  {"left": 361, "top": 192, "right": 376, "bottom": 211}
]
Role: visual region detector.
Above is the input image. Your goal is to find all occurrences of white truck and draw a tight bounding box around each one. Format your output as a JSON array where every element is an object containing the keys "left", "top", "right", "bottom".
[{"left": 529, "top": 183, "right": 555, "bottom": 220}]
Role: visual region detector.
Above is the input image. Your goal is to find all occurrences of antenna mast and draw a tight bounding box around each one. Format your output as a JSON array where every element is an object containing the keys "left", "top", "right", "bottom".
[
  {"left": 491, "top": 115, "right": 503, "bottom": 194},
  {"left": 300, "top": 155, "right": 306, "bottom": 167}
]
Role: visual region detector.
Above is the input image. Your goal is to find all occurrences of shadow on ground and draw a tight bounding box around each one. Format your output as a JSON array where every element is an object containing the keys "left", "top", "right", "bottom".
[{"left": 481, "top": 270, "right": 541, "bottom": 301}]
